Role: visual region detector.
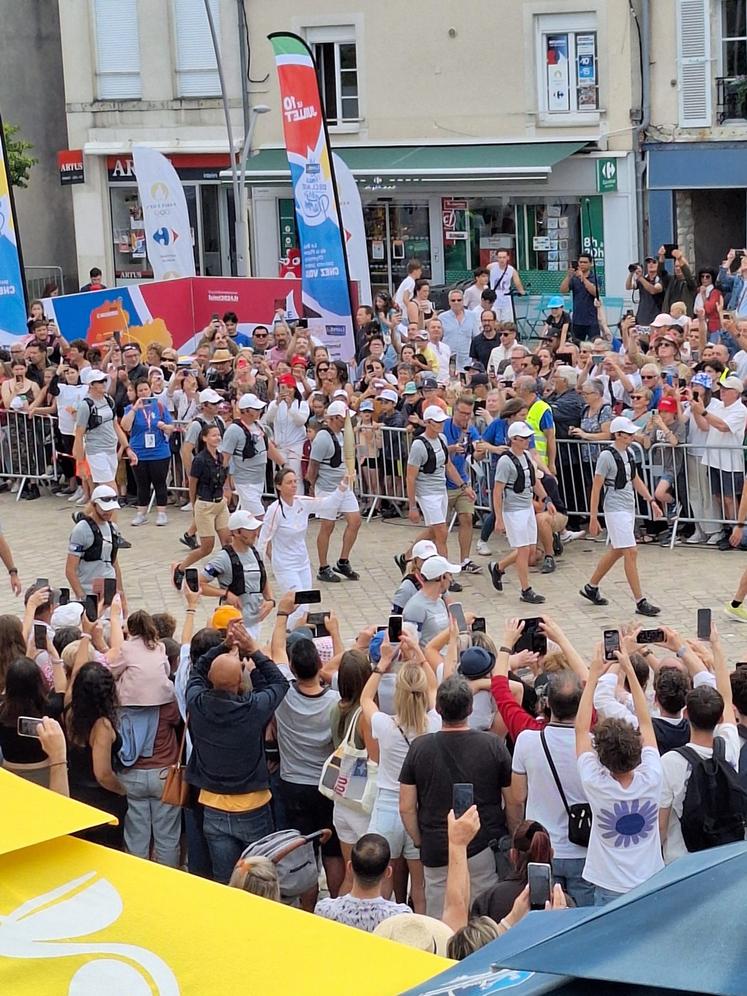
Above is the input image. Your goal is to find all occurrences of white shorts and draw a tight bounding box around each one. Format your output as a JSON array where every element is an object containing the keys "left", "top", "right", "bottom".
[
  {"left": 86, "top": 450, "right": 118, "bottom": 484},
  {"left": 235, "top": 481, "right": 265, "bottom": 517},
  {"left": 605, "top": 510, "right": 636, "bottom": 549},
  {"left": 315, "top": 488, "right": 359, "bottom": 520},
  {"left": 504, "top": 506, "right": 537, "bottom": 549},
  {"left": 417, "top": 492, "right": 448, "bottom": 526}
]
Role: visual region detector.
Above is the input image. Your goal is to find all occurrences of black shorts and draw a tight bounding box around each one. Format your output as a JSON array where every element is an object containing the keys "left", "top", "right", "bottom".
[
  {"left": 709, "top": 466, "right": 744, "bottom": 500},
  {"left": 277, "top": 778, "right": 341, "bottom": 858}
]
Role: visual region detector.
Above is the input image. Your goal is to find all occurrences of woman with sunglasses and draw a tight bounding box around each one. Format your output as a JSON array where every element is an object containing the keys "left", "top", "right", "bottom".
[{"left": 694, "top": 268, "right": 722, "bottom": 336}]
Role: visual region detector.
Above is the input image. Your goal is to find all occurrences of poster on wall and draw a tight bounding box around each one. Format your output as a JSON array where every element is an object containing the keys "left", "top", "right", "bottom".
[{"left": 546, "top": 33, "right": 570, "bottom": 112}]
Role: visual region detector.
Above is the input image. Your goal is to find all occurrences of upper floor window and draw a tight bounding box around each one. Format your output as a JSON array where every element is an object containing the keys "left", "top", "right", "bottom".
[
  {"left": 536, "top": 13, "right": 599, "bottom": 119},
  {"left": 719, "top": 0, "right": 747, "bottom": 120},
  {"left": 306, "top": 26, "right": 359, "bottom": 127},
  {"left": 174, "top": 0, "right": 221, "bottom": 98},
  {"left": 94, "top": 0, "right": 141, "bottom": 100}
]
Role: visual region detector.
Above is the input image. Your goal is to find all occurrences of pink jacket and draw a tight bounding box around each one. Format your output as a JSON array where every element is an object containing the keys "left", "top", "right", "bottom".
[{"left": 110, "top": 637, "right": 174, "bottom": 707}]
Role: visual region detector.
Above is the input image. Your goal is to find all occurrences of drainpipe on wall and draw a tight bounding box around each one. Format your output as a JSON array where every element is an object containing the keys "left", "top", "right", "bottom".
[{"left": 634, "top": 0, "right": 651, "bottom": 258}]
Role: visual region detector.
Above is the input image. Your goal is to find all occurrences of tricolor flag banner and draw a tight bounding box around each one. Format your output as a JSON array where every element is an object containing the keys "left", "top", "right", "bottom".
[
  {"left": 0, "top": 113, "right": 28, "bottom": 338},
  {"left": 269, "top": 32, "right": 356, "bottom": 362},
  {"left": 132, "top": 146, "right": 196, "bottom": 281}
]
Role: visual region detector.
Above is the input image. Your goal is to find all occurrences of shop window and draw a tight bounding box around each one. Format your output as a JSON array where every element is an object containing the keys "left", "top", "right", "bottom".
[
  {"left": 536, "top": 13, "right": 598, "bottom": 119},
  {"left": 306, "top": 26, "right": 360, "bottom": 126},
  {"left": 441, "top": 198, "right": 515, "bottom": 284},
  {"left": 110, "top": 184, "right": 200, "bottom": 283},
  {"left": 94, "top": 0, "right": 142, "bottom": 100},
  {"left": 174, "top": 0, "right": 221, "bottom": 98}
]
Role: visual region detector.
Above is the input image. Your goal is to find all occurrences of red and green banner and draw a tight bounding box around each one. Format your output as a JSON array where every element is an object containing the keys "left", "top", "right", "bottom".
[{"left": 268, "top": 32, "right": 356, "bottom": 362}]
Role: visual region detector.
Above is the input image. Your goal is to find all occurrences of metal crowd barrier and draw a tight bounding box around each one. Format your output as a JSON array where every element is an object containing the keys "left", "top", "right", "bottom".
[{"left": 0, "top": 411, "right": 60, "bottom": 498}]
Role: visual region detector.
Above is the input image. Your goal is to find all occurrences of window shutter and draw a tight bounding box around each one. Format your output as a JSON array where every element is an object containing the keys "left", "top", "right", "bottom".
[
  {"left": 94, "top": 0, "right": 141, "bottom": 99},
  {"left": 174, "top": 0, "right": 221, "bottom": 97},
  {"left": 676, "top": 0, "right": 712, "bottom": 127}
]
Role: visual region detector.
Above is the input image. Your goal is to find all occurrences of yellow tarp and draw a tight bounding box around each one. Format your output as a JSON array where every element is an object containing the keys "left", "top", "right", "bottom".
[
  {"left": 0, "top": 773, "right": 447, "bottom": 994},
  {"left": 0, "top": 767, "right": 114, "bottom": 857}
]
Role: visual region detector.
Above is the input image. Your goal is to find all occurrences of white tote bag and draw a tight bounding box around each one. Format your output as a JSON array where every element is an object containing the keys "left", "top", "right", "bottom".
[{"left": 318, "top": 707, "right": 378, "bottom": 814}]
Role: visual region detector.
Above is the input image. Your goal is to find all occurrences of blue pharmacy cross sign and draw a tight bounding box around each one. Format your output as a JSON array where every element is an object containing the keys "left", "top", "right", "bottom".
[{"left": 596, "top": 158, "right": 617, "bottom": 193}]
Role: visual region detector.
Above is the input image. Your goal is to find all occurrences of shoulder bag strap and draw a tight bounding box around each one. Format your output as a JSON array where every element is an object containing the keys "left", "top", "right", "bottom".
[
  {"left": 540, "top": 729, "right": 571, "bottom": 816},
  {"left": 343, "top": 706, "right": 363, "bottom": 749},
  {"left": 177, "top": 713, "right": 189, "bottom": 765},
  {"left": 395, "top": 722, "right": 411, "bottom": 747}
]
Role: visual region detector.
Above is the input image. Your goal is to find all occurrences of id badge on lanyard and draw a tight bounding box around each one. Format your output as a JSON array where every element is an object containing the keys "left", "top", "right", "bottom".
[{"left": 143, "top": 406, "right": 157, "bottom": 449}]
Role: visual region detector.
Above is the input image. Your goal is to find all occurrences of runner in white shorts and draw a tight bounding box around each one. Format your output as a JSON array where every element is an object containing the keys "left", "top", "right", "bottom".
[
  {"left": 580, "top": 415, "right": 663, "bottom": 616},
  {"left": 73, "top": 368, "right": 133, "bottom": 502},
  {"left": 404, "top": 406, "right": 474, "bottom": 586},
  {"left": 220, "top": 393, "right": 285, "bottom": 518},
  {"left": 307, "top": 400, "right": 362, "bottom": 584},
  {"left": 489, "top": 421, "right": 553, "bottom": 604}
]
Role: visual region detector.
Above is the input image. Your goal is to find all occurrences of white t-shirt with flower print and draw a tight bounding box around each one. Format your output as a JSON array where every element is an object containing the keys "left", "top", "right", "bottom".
[{"left": 577, "top": 746, "right": 663, "bottom": 894}]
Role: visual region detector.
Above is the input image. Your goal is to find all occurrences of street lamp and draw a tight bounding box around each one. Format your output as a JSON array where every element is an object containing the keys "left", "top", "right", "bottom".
[
  {"left": 202, "top": 0, "right": 269, "bottom": 277},
  {"left": 236, "top": 104, "right": 270, "bottom": 277}
]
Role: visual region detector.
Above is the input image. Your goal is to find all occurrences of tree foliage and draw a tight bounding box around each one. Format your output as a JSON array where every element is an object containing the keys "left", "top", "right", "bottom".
[{"left": 2, "top": 122, "right": 37, "bottom": 188}]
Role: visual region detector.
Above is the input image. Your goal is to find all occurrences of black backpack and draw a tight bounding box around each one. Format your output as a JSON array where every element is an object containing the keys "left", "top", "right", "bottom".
[
  {"left": 83, "top": 395, "right": 115, "bottom": 430},
  {"left": 317, "top": 426, "right": 343, "bottom": 468},
  {"left": 237, "top": 422, "right": 266, "bottom": 461},
  {"left": 676, "top": 737, "right": 747, "bottom": 852},
  {"left": 505, "top": 452, "right": 536, "bottom": 494},
  {"left": 737, "top": 725, "right": 747, "bottom": 789},
  {"left": 605, "top": 446, "right": 638, "bottom": 489},
  {"left": 419, "top": 435, "right": 449, "bottom": 474},
  {"left": 77, "top": 515, "right": 121, "bottom": 564},
  {"left": 194, "top": 415, "right": 225, "bottom": 453},
  {"left": 223, "top": 544, "right": 266, "bottom": 597}
]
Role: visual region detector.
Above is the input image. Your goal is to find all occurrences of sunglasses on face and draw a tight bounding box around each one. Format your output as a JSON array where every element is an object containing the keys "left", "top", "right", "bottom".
[
  {"left": 317, "top": 366, "right": 330, "bottom": 372},
  {"left": 642, "top": 374, "right": 657, "bottom": 380},
  {"left": 631, "top": 394, "right": 645, "bottom": 399}
]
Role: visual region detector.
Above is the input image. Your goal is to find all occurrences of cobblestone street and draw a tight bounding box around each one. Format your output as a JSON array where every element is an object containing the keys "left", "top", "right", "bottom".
[{"left": 3, "top": 494, "right": 747, "bottom": 662}]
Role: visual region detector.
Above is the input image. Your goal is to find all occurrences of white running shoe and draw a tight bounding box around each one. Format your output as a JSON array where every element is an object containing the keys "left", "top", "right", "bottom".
[
  {"left": 686, "top": 528, "right": 705, "bottom": 545},
  {"left": 131, "top": 513, "right": 148, "bottom": 526},
  {"left": 180, "top": 502, "right": 193, "bottom": 512},
  {"left": 156, "top": 512, "right": 168, "bottom": 526},
  {"left": 476, "top": 540, "right": 492, "bottom": 556},
  {"left": 67, "top": 485, "right": 84, "bottom": 503},
  {"left": 560, "top": 529, "right": 587, "bottom": 543},
  {"left": 75, "top": 494, "right": 88, "bottom": 505}
]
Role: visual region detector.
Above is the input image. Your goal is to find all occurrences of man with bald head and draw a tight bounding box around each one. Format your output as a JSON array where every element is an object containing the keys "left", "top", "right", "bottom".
[{"left": 185, "top": 619, "right": 289, "bottom": 883}]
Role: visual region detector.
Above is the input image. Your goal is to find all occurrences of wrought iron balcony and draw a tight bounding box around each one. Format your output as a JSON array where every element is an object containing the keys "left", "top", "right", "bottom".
[{"left": 717, "top": 76, "right": 747, "bottom": 123}]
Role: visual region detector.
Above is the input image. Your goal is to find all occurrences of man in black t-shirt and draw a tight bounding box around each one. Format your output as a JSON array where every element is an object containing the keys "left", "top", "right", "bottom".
[{"left": 399, "top": 675, "right": 512, "bottom": 919}]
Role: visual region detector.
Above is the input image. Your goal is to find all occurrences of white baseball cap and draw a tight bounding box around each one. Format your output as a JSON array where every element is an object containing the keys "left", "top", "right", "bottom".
[
  {"left": 651, "top": 313, "right": 676, "bottom": 328},
  {"left": 91, "top": 484, "right": 120, "bottom": 510},
  {"left": 359, "top": 399, "right": 374, "bottom": 411},
  {"left": 199, "top": 388, "right": 222, "bottom": 404},
  {"left": 326, "top": 400, "right": 348, "bottom": 418},
  {"left": 610, "top": 415, "right": 639, "bottom": 435},
  {"left": 423, "top": 405, "right": 448, "bottom": 422},
  {"left": 82, "top": 368, "right": 108, "bottom": 384},
  {"left": 51, "top": 601, "right": 85, "bottom": 629},
  {"left": 409, "top": 540, "right": 438, "bottom": 561},
  {"left": 379, "top": 389, "right": 399, "bottom": 403},
  {"left": 508, "top": 421, "right": 534, "bottom": 439},
  {"left": 238, "top": 393, "right": 266, "bottom": 410},
  {"left": 420, "top": 555, "right": 462, "bottom": 580},
  {"left": 228, "top": 510, "right": 262, "bottom": 531},
  {"left": 721, "top": 375, "right": 744, "bottom": 392}
]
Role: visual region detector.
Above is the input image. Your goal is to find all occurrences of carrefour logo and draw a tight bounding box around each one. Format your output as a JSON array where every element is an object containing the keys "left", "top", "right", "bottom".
[{"left": 153, "top": 227, "right": 179, "bottom": 246}]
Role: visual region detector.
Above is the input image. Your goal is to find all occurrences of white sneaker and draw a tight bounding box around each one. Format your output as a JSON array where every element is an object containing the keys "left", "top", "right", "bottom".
[
  {"left": 686, "top": 528, "right": 705, "bottom": 545},
  {"left": 75, "top": 494, "right": 87, "bottom": 505},
  {"left": 131, "top": 513, "right": 148, "bottom": 526},
  {"left": 156, "top": 512, "right": 168, "bottom": 526},
  {"left": 180, "top": 502, "right": 193, "bottom": 512},
  {"left": 560, "top": 529, "right": 587, "bottom": 543},
  {"left": 67, "top": 486, "right": 84, "bottom": 503},
  {"left": 706, "top": 533, "right": 722, "bottom": 546},
  {"left": 476, "top": 540, "right": 492, "bottom": 556}
]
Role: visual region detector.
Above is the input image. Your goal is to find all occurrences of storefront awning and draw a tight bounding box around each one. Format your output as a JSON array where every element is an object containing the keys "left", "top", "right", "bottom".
[{"left": 227, "top": 142, "right": 589, "bottom": 187}]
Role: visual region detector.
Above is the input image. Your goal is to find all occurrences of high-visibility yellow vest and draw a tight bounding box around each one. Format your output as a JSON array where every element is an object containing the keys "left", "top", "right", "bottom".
[{"left": 526, "top": 399, "right": 551, "bottom": 458}]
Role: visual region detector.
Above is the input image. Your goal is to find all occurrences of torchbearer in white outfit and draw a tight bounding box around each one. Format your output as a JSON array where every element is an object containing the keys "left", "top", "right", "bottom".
[
  {"left": 264, "top": 374, "right": 310, "bottom": 494},
  {"left": 579, "top": 416, "right": 663, "bottom": 617},
  {"left": 489, "top": 421, "right": 553, "bottom": 605},
  {"left": 220, "top": 393, "right": 285, "bottom": 518},
  {"left": 259, "top": 466, "right": 349, "bottom": 625}
]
